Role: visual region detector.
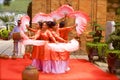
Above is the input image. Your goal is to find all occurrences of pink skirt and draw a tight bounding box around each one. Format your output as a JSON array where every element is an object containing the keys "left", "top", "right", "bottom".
[{"left": 32, "top": 59, "right": 69, "bottom": 74}]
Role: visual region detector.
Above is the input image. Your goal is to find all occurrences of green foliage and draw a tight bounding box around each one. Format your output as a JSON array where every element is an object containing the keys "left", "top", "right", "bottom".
[
  {"left": 89, "top": 22, "right": 104, "bottom": 43},
  {"left": 115, "top": 15, "right": 120, "bottom": 22},
  {"left": 106, "top": 50, "right": 120, "bottom": 58},
  {"left": 27, "top": 1, "right": 32, "bottom": 27},
  {"left": 107, "top": 22, "right": 120, "bottom": 58},
  {"left": 0, "top": 29, "right": 10, "bottom": 39},
  {"left": 1, "top": 0, "right": 32, "bottom": 13},
  {"left": 9, "top": 25, "right": 14, "bottom": 32},
  {"left": 86, "top": 42, "right": 108, "bottom": 56},
  {"left": 86, "top": 22, "right": 107, "bottom": 58},
  {"left": 0, "top": 15, "right": 14, "bottom": 23},
  {"left": 107, "top": 22, "right": 120, "bottom": 50},
  {"left": 3, "top": 0, "right": 11, "bottom": 6},
  {"left": 116, "top": 8, "right": 120, "bottom": 15},
  {"left": 0, "top": 16, "right": 10, "bottom": 23}
]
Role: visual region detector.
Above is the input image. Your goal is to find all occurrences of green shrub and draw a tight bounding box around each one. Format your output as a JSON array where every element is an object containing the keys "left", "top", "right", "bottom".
[
  {"left": 0, "top": 29, "right": 10, "bottom": 39},
  {"left": 89, "top": 22, "right": 104, "bottom": 43},
  {"left": 107, "top": 22, "right": 120, "bottom": 50}
]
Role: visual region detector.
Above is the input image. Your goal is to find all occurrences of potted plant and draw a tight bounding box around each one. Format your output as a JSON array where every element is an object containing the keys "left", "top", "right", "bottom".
[
  {"left": 0, "top": 29, "right": 10, "bottom": 40},
  {"left": 106, "top": 22, "right": 120, "bottom": 73},
  {"left": 86, "top": 22, "right": 108, "bottom": 62}
]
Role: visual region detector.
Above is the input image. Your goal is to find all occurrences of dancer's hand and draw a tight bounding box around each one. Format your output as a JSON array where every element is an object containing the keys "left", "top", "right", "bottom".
[
  {"left": 55, "top": 41, "right": 59, "bottom": 44},
  {"left": 64, "top": 40, "right": 68, "bottom": 43}
]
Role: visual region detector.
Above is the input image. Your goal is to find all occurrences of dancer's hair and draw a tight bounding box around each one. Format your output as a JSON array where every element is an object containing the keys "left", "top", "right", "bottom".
[
  {"left": 38, "top": 21, "right": 43, "bottom": 29},
  {"left": 59, "top": 21, "right": 65, "bottom": 28},
  {"left": 46, "top": 21, "right": 56, "bottom": 28}
]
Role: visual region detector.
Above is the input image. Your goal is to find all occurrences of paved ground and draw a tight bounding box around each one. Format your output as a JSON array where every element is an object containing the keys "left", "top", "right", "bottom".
[
  {"left": 0, "top": 39, "right": 120, "bottom": 79},
  {"left": 0, "top": 40, "right": 13, "bottom": 56}
]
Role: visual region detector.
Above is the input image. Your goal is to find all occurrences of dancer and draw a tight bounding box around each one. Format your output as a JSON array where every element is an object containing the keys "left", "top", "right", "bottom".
[
  {"left": 23, "top": 22, "right": 42, "bottom": 59},
  {"left": 41, "top": 21, "right": 67, "bottom": 73},
  {"left": 31, "top": 21, "right": 58, "bottom": 72},
  {"left": 47, "top": 21, "right": 70, "bottom": 73},
  {"left": 31, "top": 22, "right": 45, "bottom": 71},
  {"left": 59, "top": 21, "right": 76, "bottom": 40},
  {"left": 48, "top": 21, "right": 67, "bottom": 42},
  {"left": 26, "top": 22, "right": 41, "bottom": 33}
]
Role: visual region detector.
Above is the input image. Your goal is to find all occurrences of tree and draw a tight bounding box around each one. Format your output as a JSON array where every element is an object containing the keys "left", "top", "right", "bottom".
[
  {"left": 27, "top": 1, "right": 32, "bottom": 27},
  {"left": 3, "top": 0, "right": 11, "bottom": 6}
]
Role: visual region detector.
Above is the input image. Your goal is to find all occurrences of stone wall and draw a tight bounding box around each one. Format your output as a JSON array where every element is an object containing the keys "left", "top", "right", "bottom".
[
  {"left": 32, "top": 0, "right": 107, "bottom": 53},
  {"left": 107, "top": 0, "right": 120, "bottom": 21}
]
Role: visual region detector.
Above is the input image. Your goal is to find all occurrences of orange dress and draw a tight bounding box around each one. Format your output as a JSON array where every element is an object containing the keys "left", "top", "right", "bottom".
[
  {"left": 32, "top": 30, "right": 56, "bottom": 60},
  {"left": 49, "top": 29, "right": 69, "bottom": 60},
  {"left": 59, "top": 27, "right": 72, "bottom": 40},
  {"left": 52, "top": 27, "right": 73, "bottom": 60}
]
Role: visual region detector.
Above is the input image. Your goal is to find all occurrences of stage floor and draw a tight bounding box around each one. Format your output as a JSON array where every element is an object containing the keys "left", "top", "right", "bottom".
[{"left": 0, "top": 58, "right": 118, "bottom": 80}]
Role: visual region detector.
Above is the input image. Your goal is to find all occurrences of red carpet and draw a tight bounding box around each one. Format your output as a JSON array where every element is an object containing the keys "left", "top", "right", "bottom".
[{"left": 0, "top": 58, "right": 118, "bottom": 80}]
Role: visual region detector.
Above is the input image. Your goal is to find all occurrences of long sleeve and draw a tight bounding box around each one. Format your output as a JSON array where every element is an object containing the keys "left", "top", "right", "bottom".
[
  {"left": 31, "top": 30, "right": 41, "bottom": 40},
  {"left": 59, "top": 27, "right": 73, "bottom": 40}
]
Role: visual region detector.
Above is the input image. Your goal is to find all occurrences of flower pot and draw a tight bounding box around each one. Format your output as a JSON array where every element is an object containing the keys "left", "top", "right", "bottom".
[
  {"left": 86, "top": 42, "right": 107, "bottom": 62},
  {"left": 107, "top": 53, "right": 120, "bottom": 73},
  {"left": 87, "top": 47, "right": 98, "bottom": 62}
]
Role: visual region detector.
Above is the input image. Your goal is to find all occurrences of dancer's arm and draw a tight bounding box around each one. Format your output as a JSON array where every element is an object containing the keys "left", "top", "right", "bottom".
[
  {"left": 52, "top": 31, "right": 67, "bottom": 43},
  {"left": 60, "top": 24, "right": 77, "bottom": 32},
  {"left": 47, "top": 30, "right": 58, "bottom": 43},
  {"left": 26, "top": 25, "right": 37, "bottom": 32},
  {"left": 30, "top": 30, "right": 40, "bottom": 39}
]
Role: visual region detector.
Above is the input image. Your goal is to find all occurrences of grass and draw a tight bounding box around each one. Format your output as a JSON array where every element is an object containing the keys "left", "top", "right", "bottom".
[{"left": 0, "top": 0, "right": 31, "bottom": 14}]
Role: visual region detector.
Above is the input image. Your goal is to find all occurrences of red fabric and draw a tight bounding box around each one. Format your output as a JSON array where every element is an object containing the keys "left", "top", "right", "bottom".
[
  {"left": 0, "top": 58, "right": 31, "bottom": 80},
  {"left": 50, "top": 30, "right": 66, "bottom": 42},
  {"left": 32, "top": 30, "right": 57, "bottom": 60},
  {"left": 48, "top": 29, "right": 69, "bottom": 60},
  {"left": 0, "top": 59, "right": 118, "bottom": 80},
  {"left": 59, "top": 27, "right": 72, "bottom": 40},
  {"left": 50, "top": 50, "right": 69, "bottom": 60}
]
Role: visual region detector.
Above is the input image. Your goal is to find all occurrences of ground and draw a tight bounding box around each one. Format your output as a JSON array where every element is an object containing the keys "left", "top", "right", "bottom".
[{"left": 0, "top": 39, "right": 120, "bottom": 79}]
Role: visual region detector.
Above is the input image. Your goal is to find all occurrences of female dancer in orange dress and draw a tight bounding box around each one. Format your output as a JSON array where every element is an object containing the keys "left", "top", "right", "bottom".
[
  {"left": 58, "top": 21, "right": 77, "bottom": 71},
  {"left": 30, "top": 22, "right": 43, "bottom": 71},
  {"left": 59, "top": 21, "right": 76, "bottom": 40},
  {"left": 42, "top": 21, "right": 67, "bottom": 73},
  {"left": 31, "top": 21, "right": 59, "bottom": 72},
  {"left": 47, "top": 21, "right": 71, "bottom": 73}
]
